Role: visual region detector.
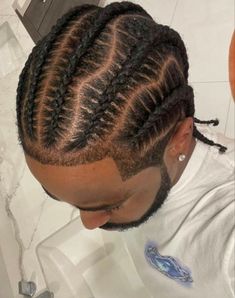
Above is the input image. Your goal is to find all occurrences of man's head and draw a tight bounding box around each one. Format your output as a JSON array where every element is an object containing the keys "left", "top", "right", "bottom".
[
  {"left": 16, "top": 2, "right": 226, "bottom": 231},
  {"left": 24, "top": 116, "right": 196, "bottom": 231}
]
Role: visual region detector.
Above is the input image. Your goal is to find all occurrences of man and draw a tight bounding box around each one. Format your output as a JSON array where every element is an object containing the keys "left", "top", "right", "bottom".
[{"left": 16, "top": 2, "right": 234, "bottom": 297}]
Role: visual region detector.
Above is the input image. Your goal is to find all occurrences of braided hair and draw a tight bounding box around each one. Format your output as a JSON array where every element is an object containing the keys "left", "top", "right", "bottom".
[{"left": 16, "top": 1, "right": 227, "bottom": 181}]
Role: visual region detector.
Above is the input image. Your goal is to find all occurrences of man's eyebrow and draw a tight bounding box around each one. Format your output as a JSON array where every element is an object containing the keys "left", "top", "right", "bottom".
[{"left": 41, "top": 185, "right": 128, "bottom": 212}]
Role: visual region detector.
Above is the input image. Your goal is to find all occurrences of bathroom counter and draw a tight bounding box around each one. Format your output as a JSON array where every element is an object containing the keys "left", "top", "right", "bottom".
[{"left": 13, "top": 0, "right": 100, "bottom": 44}]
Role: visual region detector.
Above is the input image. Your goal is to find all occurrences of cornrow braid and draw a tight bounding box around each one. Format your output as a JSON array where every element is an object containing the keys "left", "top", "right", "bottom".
[
  {"left": 65, "top": 23, "right": 191, "bottom": 151},
  {"left": 21, "top": 4, "right": 99, "bottom": 141},
  {"left": 128, "top": 84, "right": 194, "bottom": 149},
  {"left": 16, "top": 50, "right": 34, "bottom": 144},
  {"left": 193, "top": 118, "right": 227, "bottom": 153},
  {"left": 16, "top": 1, "right": 227, "bottom": 181},
  {"left": 16, "top": 31, "right": 48, "bottom": 143},
  {"left": 42, "top": 2, "right": 151, "bottom": 147}
]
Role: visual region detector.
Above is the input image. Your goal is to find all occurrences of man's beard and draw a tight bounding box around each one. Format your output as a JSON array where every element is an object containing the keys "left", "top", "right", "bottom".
[{"left": 99, "top": 162, "right": 172, "bottom": 232}]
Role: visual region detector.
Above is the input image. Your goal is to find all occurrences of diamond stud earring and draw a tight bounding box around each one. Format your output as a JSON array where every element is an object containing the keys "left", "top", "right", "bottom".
[{"left": 178, "top": 154, "right": 186, "bottom": 162}]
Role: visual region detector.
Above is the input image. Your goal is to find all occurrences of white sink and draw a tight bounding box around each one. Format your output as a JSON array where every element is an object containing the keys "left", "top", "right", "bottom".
[{"left": 36, "top": 217, "right": 152, "bottom": 298}]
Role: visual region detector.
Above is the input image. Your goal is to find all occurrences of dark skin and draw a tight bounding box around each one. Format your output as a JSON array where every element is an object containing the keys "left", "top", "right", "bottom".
[{"left": 24, "top": 117, "right": 196, "bottom": 231}]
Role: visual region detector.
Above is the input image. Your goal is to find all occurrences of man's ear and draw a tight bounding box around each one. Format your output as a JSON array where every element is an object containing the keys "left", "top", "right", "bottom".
[{"left": 166, "top": 117, "right": 194, "bottom": 157}]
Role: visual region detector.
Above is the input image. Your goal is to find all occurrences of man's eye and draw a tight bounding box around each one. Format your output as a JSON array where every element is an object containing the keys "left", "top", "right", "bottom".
[{"left": 107, "top": 204, "right": 123, "bottom": 212}]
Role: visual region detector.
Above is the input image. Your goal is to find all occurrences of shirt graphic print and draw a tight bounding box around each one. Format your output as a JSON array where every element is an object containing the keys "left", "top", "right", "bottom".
[{"left": 145, "top": 241, "right": 193, "bottom": 287}]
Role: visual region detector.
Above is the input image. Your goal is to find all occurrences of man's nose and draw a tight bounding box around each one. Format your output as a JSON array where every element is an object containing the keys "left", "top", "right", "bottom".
[{"left": 79, "top": 209, "right": 111, "bottom": 230}]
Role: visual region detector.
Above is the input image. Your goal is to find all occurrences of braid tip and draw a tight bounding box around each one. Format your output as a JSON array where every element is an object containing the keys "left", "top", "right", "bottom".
[
  {"left": 218, "top": 146, "right": 227, "bottom": 154},
  {"left": 212, "top": 118, "right": 219, "bottom": 126}
]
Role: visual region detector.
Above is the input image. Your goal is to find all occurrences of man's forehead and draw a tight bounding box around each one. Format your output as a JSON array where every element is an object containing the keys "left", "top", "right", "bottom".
[
  {"left": 25, "top": 153, "right": 145, "bottom": 196},
  {"left": 25, "top": 154, "right": 124, "bottom": 183},
  {"left": 25, "top": 152, "right": 161, "bottom": 211}
]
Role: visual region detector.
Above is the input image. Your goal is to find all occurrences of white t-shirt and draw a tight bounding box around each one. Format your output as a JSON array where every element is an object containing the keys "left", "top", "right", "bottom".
[{"left": 119, "top": 123, "right": 235, "bottom": 298}]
